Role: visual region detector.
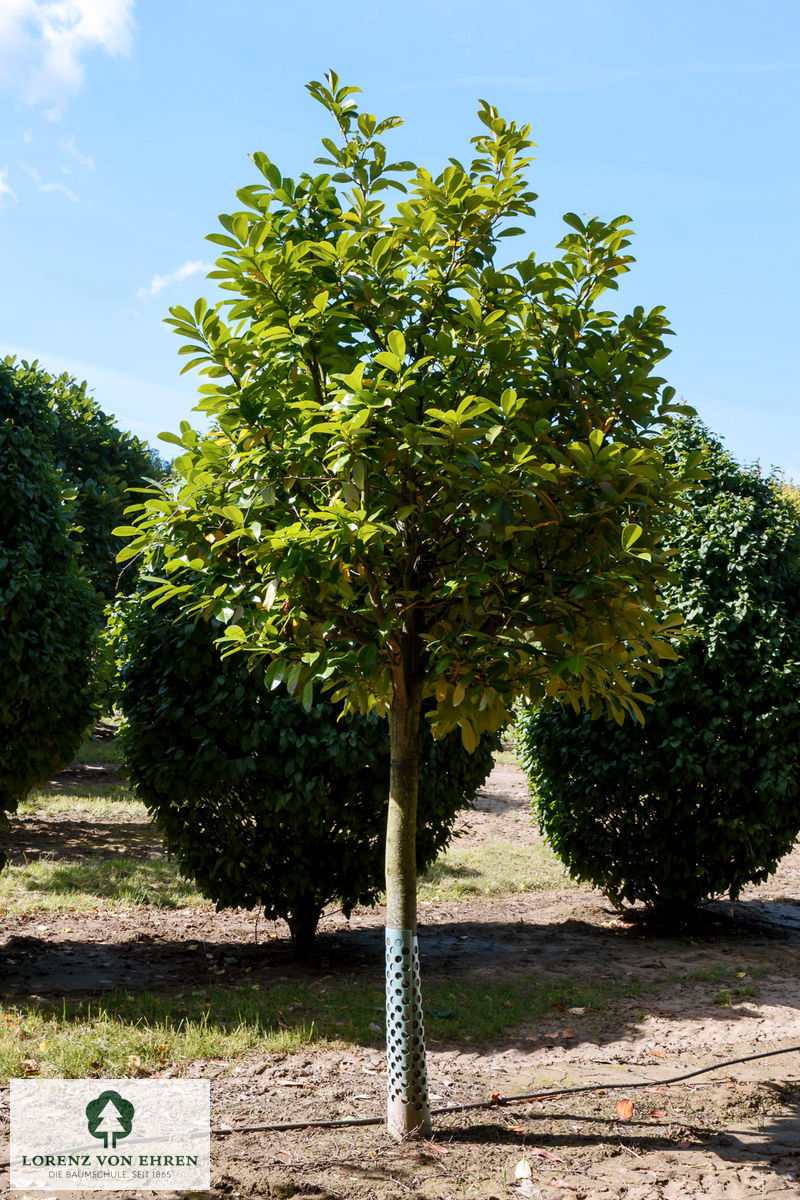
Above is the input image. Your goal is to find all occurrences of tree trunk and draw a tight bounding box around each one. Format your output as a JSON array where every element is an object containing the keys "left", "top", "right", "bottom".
[
  {"left": 384, "top": 679, "right": 432, "bottom": 1139},
  {"left": 287, "top": 898, "right": 322, "bottom": 958}
]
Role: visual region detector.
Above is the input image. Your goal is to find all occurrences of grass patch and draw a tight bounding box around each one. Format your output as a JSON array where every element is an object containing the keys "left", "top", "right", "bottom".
[
  {"left": 714, "top": 986, "right": 758, "bottom": 1007},
  {"left": 493, "top": 749, "right": 520, "bottom": 766},
  {"left": 0, "top": 974, "right": 647, "bottom": 1081},
  {"left": 423, "top": 975, "right": 646, "bottom": 1043},
  {"left": 0, "top": 858, "right": 203, "bottom": 913},
  {"left": 0, "top": 993, "right": 313, "bottom": 1081},
  {"left": 419, "top": 839, "right": 573, "bottom": 901},
  {"left": 688, "top": 964, "right": 769, "bottom": 985},
  {"left": 74, "top": 733, "right": 123, "bottom": 767},
  {"left": 18, "top": 787, "right": 146, "bottom": 819}
]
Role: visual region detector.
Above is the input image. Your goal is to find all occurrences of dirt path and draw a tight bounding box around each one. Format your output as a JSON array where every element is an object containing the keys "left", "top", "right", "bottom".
[{"left": 2, "top": 760, "right": 800, "bottom": 1197}]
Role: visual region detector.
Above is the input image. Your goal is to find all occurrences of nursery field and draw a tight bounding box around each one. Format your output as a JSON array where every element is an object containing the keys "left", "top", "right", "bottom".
[{"left": 1, "top": 738, "right": 799, "bottom": 1199}]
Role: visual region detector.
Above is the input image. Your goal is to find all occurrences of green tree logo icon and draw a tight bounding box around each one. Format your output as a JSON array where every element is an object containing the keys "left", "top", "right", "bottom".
[{"left": 85, "top": 1090, "right": 135, "bottom": 1149}]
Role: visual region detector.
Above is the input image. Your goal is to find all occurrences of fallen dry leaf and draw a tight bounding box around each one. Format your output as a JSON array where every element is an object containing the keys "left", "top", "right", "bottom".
[
  {"left": 423, "top": 1140, "right": 449, "bottom": 1155},
  {"left": 530, "top": 1148, "right": 565, "bottom": 1162},
  {"left": 649, "top": 1049, "right": 666, "bottom": 1058},
  {"left": 616, "top": 1098, "right": 634, "bottom": 1121},
  {"left": 649, "top": 1109, "right": 668, "bottom": 1119},
  {"left": 514, "top": 1158, "right": 532, "bottom": 1180}
]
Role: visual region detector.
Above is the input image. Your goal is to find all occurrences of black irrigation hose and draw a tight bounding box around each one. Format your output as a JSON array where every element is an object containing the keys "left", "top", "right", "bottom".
[{"left": 211, "top": 1042, "right": 800, "bottom": 1136}]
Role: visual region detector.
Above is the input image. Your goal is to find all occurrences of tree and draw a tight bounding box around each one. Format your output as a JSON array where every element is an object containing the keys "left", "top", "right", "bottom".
[
  {"left": 4, "top": 357, "right": 165, "bottom": 604},
  {"left": 0, "top": 360, "right": 99, "bottom": 844},
  {"left": 120, "top": 73, "right": 693, "bottom": 1137},
  {"left": 112, "top": 588, "right": 498, "bottom": 952},
  {"left": 517, "top": 417, "right": 800, "bottom": 920}
]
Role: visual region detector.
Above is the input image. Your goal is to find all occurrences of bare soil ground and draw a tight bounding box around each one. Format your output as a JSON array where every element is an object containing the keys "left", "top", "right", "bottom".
[{"left": 2, "top": 762, "right": 800, "bottom": 1198}]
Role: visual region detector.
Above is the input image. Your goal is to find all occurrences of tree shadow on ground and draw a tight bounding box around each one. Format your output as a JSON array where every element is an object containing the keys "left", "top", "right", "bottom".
[{"left": 1, "top": 819, "right": 162, "bottom": 863}]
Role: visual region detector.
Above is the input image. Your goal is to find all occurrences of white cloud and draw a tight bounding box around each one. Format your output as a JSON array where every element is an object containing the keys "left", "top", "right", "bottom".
[
  {"left": 0, "top": 0, "right": 134, "bottom": 112},
  {"left": 59, "top": 134, "right": 94, "bottom": 169},
  {"left": 39, "top": 178, "right": 78, "bottom": 200},
  {"left": 139, "top": 260, "right": 212, "bottom": 299},
  {"left": 21, "top": 161, "right": 78, "bottom": 201},
  {"left": 0, "top": 169, "right": 18, "bottom": 205}
]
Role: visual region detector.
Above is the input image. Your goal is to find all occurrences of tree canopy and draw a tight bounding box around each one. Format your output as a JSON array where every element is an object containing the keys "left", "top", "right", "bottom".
[
  {"left": 120, "top": 72, "right": 695, "bottom": 1137},
  {"left": 122, "top": 74, "right": 693, "bottom": 739}
]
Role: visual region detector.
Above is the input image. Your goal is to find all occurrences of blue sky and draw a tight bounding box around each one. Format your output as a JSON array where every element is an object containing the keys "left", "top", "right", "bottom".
[{"left": 0, "top": 0, "right": 797, "bottom": 477}]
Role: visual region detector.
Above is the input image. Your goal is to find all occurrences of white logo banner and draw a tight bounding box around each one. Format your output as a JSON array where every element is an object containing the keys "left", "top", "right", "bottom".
[{"left": 10, "top": 1078, "right": 210, "bottom": 1191}]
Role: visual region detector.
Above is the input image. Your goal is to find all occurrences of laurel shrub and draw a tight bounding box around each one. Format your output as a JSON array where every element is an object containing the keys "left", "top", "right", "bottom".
[
  {"left": 0, "top": 360, "right": 99, "bottom": 843},
  {"left": 517, "top": 417, "right": 800, "bottom": 921},
  {"left": 113, "top": 592, "right": 498, "bottom": 949}
]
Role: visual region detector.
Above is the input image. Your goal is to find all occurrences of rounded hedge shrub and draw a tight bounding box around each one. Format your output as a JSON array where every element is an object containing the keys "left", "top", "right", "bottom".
[
  {"left": 0, "top": 360, "right": 100, "bottom": 842},
  {"left": 114, "top": 593, "right": 498, "bottom": 950},
  {"left": 7, "top": 358, "right": 164, "bottom": 604},
  {"left": 517, "top": 417, "right": 800, "bottom": 921}
]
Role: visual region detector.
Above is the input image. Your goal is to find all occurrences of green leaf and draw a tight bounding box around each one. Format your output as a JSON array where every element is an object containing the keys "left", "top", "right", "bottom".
[
  {"left": 263, "top": 658, "right": 286, "bottom": 690},
  {"left": 622, "top": 524, "right": 643, "bottom": 551},
  {"left": 460, "top": 720, "right": 477, "bottom": 752},
  {"left": 285, "top": 662, "right": 303, "bottom": 696},
  {"left": 374, "top": 351, "right": 401, "bottom": 373},
  {"left": 562, "top": 212, "right": 586, "bottom": 233},
  {"left": 387, "top": 330, "right": 406, "bottom": 360}
]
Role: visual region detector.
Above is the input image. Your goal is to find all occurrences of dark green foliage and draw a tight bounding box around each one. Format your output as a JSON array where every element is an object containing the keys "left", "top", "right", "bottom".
[
  {"left": 5, "top": 358, "right": 164, "bottom": 603},
  {"left": 0, "top": 361, "right": 100, "bottom": 844},
  {"left": 114, "top": 593, "right": 498, "bottom": 949},
  {"left": 518, "top": 417, "right": 800, "bottom": 918}
]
